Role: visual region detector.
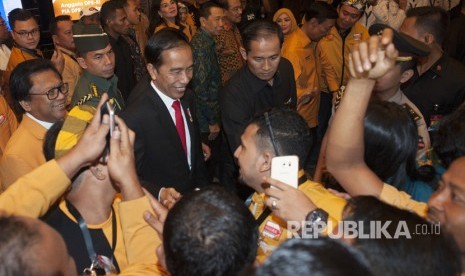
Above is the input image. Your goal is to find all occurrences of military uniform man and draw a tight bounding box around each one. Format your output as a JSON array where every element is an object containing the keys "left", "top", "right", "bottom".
[{"left": 71, "top": 24, "right": 125, "bottom": 112}]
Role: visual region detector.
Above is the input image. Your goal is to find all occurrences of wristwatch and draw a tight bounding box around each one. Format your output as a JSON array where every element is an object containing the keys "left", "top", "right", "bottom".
[{"left": 305, "top": 208, "right": 329, "bottom": 225}]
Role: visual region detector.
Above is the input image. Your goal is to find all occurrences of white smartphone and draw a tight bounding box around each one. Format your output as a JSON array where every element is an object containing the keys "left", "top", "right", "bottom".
[
  {"left": 271, "top": 155, "right": 299, "bottom": 188},
  {"left": 101, "top": 101, "right": 115, "bottom": 137},
  {"left": 108, "top": 102, "right": 115, "bottom": 137}
]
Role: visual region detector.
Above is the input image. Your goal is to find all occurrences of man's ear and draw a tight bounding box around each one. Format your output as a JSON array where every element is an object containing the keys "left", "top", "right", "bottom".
[
  {"left": 147, "top": 63, "right": 158, "bottom": 81},
  {"left": 258, "top": 151, "right": 273, "bottom": 173},
  {"left": 76, "top": 57, "right": 88, "bottom": 70},
  {"left": 240, "top": 47, "right": 247, "bottom": 61},
  {"left": 19, "top": 100, "right": 31, "bottom": 112},
  {"left": 400, "top": 68, "right": 414, "bottom": 84},
  {"left": 106, "top": 18, "right": 113, "bottom": 28},
  {"left": 90, "top": 165, "right": 106, "bottom": 181},
  {"left": 199, "top": 17, "right": 206, "bottom": 28},
  {"left": 424, "top": 33, "right": 435, "bottom": 45}
]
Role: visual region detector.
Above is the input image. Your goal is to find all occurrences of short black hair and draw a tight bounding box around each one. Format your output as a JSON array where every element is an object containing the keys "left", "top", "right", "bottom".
[
  {"left": 9, "top": 59, "right": 61, "bottom": 114},
  {"left": 256, "top": 238, "right": 373, "bottom": 276},
  {"left": 302, "top": 1, "right": 338, "bottom": 24},
  {"left": 433, "top": 104, "right": 465, "bottom": 167},
  {"left": 50, "top": 15, "right": 72, "bottom": 36},
  {"left": 215, "top": 0, "right": 231, "bottom": 10},
  {"left": 100, "top": 0, "right": 125, "bottom": 28},
  {"left": 8, "top": 8, "right": 36, "bottom": 30},
  {"left": 241, "top": 20, "right": 284, "bottom": 52},
  {"left": 249, "top": 108, "right": 312, "bottom": 169},
  {"left": 120, "top": 0, "right": 131, "bottom": 7},
  {"left": 406, "top": 6, "right": 449, "bottom": 44},
  {"left": 343, "top": 196, "right": 462, "bottom": 276},
  {"left": 145, "top": 28, "right": 190, "bottom": 69},
  {"left": 163, "top": 186, "right": 258, "bottom": 276},
  {"left": 198, "top": 1, "right": 224, "bottom": 21}
]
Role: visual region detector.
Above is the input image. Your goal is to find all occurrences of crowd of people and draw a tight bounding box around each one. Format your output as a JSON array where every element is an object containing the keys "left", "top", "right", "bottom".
[{"left": 0, "top": 0, "right": 465, "bottom": 275}]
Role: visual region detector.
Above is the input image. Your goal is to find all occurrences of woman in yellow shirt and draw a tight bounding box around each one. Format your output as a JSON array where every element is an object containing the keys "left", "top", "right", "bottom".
[{"left": 272, "top": 8, "right": 298, "bottom": 41}]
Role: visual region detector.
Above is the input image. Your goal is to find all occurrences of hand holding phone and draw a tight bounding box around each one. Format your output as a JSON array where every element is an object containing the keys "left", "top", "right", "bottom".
[{"left": 270, "top": 155, "right": 299, "bottom": 188}]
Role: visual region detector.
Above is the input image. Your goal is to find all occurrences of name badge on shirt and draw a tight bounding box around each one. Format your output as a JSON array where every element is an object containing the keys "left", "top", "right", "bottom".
[
  {"left": 262, "top": 220, "right": 282, "bottom": 240},
  {"left": 353, "top": 33, "right": 362, "bottom": 40}
]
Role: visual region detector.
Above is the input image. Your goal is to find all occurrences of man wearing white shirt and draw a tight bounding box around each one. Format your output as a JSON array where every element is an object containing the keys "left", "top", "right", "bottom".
[
  {"left": 0, "top": 59, "right": 67, "bottom": 189},
  {"left": 121, "top": 28, "right": 209, "bottom": 204}
]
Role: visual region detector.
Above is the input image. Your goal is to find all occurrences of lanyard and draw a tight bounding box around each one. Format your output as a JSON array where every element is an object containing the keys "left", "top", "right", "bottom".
[{"left": 65, "top": 200, "right": 117, "bottom": 269}]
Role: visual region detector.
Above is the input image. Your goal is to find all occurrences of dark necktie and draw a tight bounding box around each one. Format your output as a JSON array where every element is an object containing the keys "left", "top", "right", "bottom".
[{"left": 172, "top": 100, "right": 187, "bottom": 156}]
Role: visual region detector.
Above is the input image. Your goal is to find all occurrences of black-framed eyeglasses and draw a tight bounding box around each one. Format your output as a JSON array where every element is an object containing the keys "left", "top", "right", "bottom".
[
  {"left": 264, "top": 111, "right": 281, "bottom": 156},
  {"left": 13, "top": 28, "right": 40, "bottom": 38},
  {"left": 29, "top": 83, "right": 69, "bottom": 100}
]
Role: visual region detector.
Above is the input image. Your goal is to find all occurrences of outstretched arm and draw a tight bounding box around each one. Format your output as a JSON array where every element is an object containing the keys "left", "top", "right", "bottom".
[
  {"left": 326, "top": 29, "right": 398, "bottom": 197},
  {"left": 0, "top": 95, "right": 110, "bottom": 217}
]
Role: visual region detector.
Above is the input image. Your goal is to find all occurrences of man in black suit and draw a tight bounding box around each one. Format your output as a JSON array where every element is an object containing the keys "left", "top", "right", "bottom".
[
  {"left": 121, "top": 28, "right": 209, "bottom": 203},
  {"left": 220, "top": 20, "right": 297, "bottom": 198}
]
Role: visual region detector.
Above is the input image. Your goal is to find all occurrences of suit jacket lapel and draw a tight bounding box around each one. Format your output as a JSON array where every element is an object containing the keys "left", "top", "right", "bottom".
[
  {"left": 147, "top": 85, "right": 190, "bottom": 168},
  {"left": 181, "top": 96, "right": 195, "bottom": 171},
  {"left": 180, "top": 98, "right": 194, "bottom": 137}
]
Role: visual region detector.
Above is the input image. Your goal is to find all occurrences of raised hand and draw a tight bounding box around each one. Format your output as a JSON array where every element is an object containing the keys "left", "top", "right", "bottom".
[
  {"left": 143, "top": 188, "right": 169, "bottom": 270},
  {"left": 143, "top": 188, "right": 168, "bottom": 236},
  {"left": 57, "top": 94, "right": 110, "bottom": 177},
  {"left": 348, "top": 28, "right": 398, "bottom": 80},
  {"left": 159, "top": 187, "right": 182, "bottom": 209}
]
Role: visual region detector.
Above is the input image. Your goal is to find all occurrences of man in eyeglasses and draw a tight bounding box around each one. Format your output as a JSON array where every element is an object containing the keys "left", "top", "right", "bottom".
[
  {"left": 3, "top": 9, "right": 42, "bottom": 109},
  {"left": 4, "top": 9, "right": 64, "bottom": 111},
  {"left": 0, "top": 59, "right": 68, "bottom": 189}
]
